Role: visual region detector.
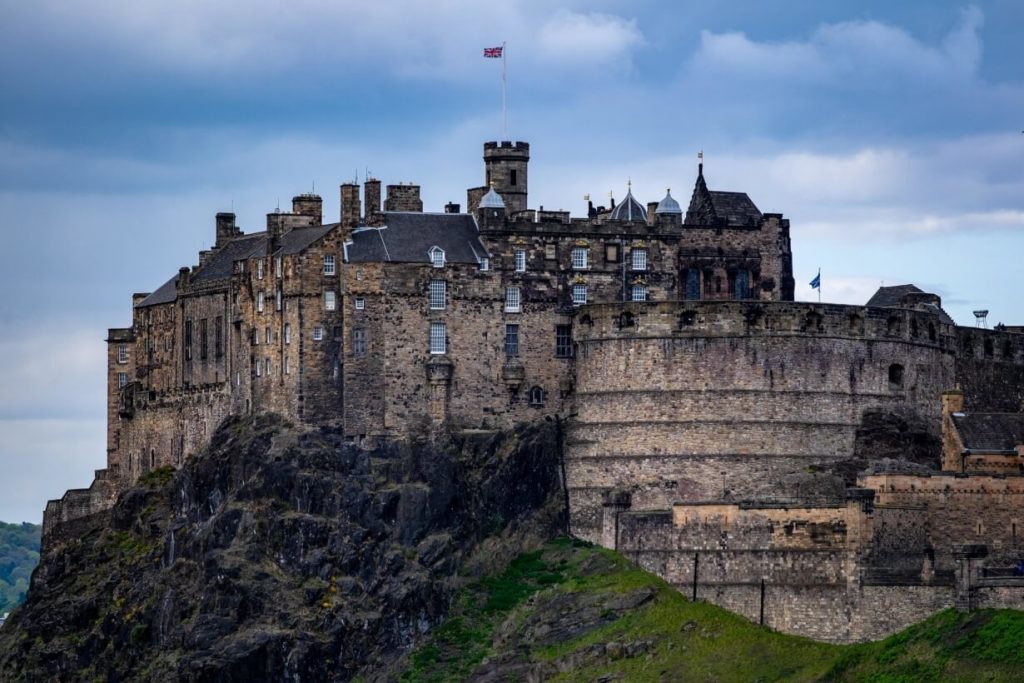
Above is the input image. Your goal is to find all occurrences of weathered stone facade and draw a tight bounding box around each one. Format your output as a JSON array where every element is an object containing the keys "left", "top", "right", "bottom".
[{"left": 43, "top": 137, "right": 1024, "bottom": 643}]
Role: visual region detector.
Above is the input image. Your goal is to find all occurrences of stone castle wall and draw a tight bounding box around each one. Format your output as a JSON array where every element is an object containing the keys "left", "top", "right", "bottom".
[{"left": 568, "top": 300, "right": 958, "bottom": 541}]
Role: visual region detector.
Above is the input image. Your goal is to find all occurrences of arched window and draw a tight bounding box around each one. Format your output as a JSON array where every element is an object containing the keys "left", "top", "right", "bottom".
[
  {"left": 888, "top": 363, "right": 904, "bottom": 389},
  {"left": 528, "top": 386, "right": 545, "bottom": 406}
]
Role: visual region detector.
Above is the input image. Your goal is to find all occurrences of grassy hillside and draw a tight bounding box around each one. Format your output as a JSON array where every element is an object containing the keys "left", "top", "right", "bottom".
[
  {"left": 0, "top": 522, "right": 41, "bottom": 614},
  {"left": 397, "top": 537, "right": 1024, "bottom": 682}
]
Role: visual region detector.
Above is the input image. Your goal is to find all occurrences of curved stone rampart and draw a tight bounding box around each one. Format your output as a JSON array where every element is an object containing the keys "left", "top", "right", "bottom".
[{"left": 569, "top": 300, "right": 957, "bottom": 542}]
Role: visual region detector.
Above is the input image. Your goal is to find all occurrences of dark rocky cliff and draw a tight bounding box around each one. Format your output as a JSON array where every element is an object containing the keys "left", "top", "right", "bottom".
[{"left": 0, "top": 414, "right": 566, "bottom": 682}]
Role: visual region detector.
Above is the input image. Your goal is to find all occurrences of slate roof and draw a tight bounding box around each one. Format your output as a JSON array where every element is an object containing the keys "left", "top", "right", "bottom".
[
  {"left": 952, "top": 413, "right": 1024, "bottom": 453},
  {"left": 136, "top": 225, "right": 338, "bottom": 308},
  {"left": 866, "top": 284, "right": 925, "bottom": 308},
  {"left": 655, "top": 189, "right": 682, "bottom": 214},
  {"left": 346, "top": 212, "right": 488, "bottom": 264},
  {"left": 684, "top": 166, "right": 762, "bottom": 227},
  {"left": 609, "top": 189, "right": 647, "bottom": 223}
]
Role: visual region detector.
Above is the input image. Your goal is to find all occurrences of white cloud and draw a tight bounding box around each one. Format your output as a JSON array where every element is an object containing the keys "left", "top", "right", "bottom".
[
  {"left": 692, "top": 6, "right": 984, "bottom": 86},
  {"left": 0, "top": 0, "right": 643, "bottom": 82},
  {"left": 536, "top": 10, "right": 644, "bottom": 68}
]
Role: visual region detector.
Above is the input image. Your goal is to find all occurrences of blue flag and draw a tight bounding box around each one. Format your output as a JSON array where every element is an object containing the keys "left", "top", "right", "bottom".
[{"left": 810, "top": 272, "right": 820, "bottom": 289}]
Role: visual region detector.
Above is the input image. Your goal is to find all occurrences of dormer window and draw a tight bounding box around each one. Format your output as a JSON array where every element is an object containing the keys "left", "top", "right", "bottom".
[{"left": 429, "top": 246, "right": 445, "bottom": 268}]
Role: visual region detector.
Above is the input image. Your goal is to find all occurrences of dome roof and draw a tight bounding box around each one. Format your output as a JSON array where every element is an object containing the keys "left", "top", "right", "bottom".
[
  {"left": 655, "top": 188, "right": 682, "bottom": 214},
  {"left": 609, "top": 187, "right": 647, "bottom": 222},
  {"left": 479, "top": 186, "right": 505, "bottom": 209}
]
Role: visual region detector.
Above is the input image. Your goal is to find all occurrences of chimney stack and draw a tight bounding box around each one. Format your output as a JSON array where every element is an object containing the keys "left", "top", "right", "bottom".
[
  {"left": 340, "top": 183, "right": 361, "bottom": 230},
  {"left": 384, "top": 184, "right": 423, "bottom": 212},
  {"left": 444, "top": 202, "right": 460, "bottom": 214},
  {"left": 215, "top": 212, "right": 239, "bottom": 248},
  {"left": 364, "top": 179, "right": 382, "bottom": 226},
  {"left": 292, "top": 194, "right": 323, "bottom": 225}
]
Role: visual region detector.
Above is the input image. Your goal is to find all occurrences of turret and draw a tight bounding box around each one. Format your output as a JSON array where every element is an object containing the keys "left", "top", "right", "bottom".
[
  {"left": 476, "top": 185, "right": 506, "bottom": 229},
  {"left": 483, "top": 141, "right": 529, "bottom": 215}
]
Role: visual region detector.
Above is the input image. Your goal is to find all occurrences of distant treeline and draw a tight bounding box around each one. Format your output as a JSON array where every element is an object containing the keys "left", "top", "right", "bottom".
[{"left": 0, "top": 522, "right": 41, "bottom": 613}]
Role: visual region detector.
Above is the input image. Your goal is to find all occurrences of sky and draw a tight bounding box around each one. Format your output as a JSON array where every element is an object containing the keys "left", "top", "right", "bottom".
[{"left": 0, "top": 0, "right": 1022, "bottom": 523}]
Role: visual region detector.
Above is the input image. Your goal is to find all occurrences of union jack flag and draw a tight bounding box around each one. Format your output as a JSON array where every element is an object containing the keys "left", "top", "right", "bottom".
[{"left": 483, "top": 46, "right": 503, "bottom": 58}]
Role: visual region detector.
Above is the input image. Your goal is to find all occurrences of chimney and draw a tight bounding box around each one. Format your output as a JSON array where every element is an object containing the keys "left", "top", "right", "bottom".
[
  {"left": 647, "top": 201, "right": 659, "bottom": 227},
  {"left": 467, "top": 186, "right": 487, "bottom": 214},
  {"left": 215, "top": 212, "right": 238, "bottom": 247},
  {"left": 267, "top": 212, "right": 287, "bottom": 245},
  {"left": 364, "top": 179, "right": 382, "bottom": 226},
  {"left": 177, "top": 266, "right": 191, "bottom": 289},
  {"left": 384, "top": 184, "right": 423, "bottom": 212},
  {"left": 445, "top": 202, "right": 461, "bottom": 214},
  {"left": 942, "top": 386, "right": 965, "bottom": 417},
  {"left": 340, "top": 183, "right": 361, "bottom": 230},
  {"left": 292, "top": 194, "right": 323, "bottom": 225}
]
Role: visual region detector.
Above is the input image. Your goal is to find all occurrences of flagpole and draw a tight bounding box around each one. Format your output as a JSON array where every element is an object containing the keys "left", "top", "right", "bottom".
[
  {"left": 817, "top": 267, "right": 821, "bottom": 303},
  {"left": 502, "top": 41, "right": 508, "bottom": 140}
]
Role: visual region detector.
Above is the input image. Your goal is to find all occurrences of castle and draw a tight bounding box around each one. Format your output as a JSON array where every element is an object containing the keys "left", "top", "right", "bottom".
[{"left": 44, "top": 140, "right": 1024, "bottom": 643}]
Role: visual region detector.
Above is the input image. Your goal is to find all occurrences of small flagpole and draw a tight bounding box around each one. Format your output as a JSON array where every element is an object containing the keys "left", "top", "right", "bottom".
[
  {"left": 817, "top": 267, "right": 821, "bottom": 303},
  {"left": 501, "top": 41, "right": 508, "bottom": 140}
]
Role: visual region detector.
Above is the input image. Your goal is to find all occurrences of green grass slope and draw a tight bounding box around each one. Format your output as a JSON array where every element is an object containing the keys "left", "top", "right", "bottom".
[{"left": 397, "top": 538, "right": 1024, "bottom": 682}]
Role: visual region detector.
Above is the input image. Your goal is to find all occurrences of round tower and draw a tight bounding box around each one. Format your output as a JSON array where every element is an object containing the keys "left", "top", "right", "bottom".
[{"left": 483, "top": 141, "right": 529, "bottom": 215}]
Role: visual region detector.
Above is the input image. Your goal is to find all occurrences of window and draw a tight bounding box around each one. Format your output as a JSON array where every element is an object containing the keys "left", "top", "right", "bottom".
[
  {"left": 323, "top": 254, "right": 336, "bottom": 275},
  {"left": 275, "top": 256, "right": 282, "bottom": 278},
  {"left": 352, "top": 327, "right": 367, "bottom": 354},
  {"left": 251, "top": 327, "right": 259, "bottom": 345},
  {"left": 284, "top": 323, "right": 291, "bottom": 344},
  {"left": 264, "top": 358, "right": 271, "bottom": 376},
  {"left": 265, "top": 326, "right": 271, "bottom": 344},
  {"left": 889, "top": 363, "right": 905, "bottom": 388},
  {"left": 355, "top": 297, "right": 365, "bottom": 310},
  {"left": 199, "top": 319, "right": 208, "bottom": 360},
  {"left": 479, "top": 257, "right": 490, "bottom": 272},
  {"left": 514, "top": 248, "right": 527, "bottom": 273},
  {"left": 215, "top": 316, "right": 223, "bottom": 358},
  {"left": 257, "top": 259, "right": 264, "bottom": 280},
  {"left": 429, "top": 280, "right": 446, "bottom": 310},
  {"left": 117, "top": 344, "right": 128, "bottom": 364},
  {"left": 735, "top": 270, "right": 750, "bottom": 300},
  {"left": 117, "top": 372, "right": 128, "bottom": 389},
  {"left": 429, "top": 322, "right": 447, "bottom": 354},
  {"left": 325, "top": 290, "right": 337, "bottom": 311},
  {"left": 505, "top": 324, "right": 519, "bottom": 357},
  {"left": 313, "top": 326, "right": 324, "bottom": 341},
  {"left": 685, "top": 269, "right": 700, "bottom": 300},
  {"left": 184, "top": 320, "right": 192, "bottom": 360},
  {"left": 511, "top": 169, "right": 518, "bottom": 186},
  {"left": 529, "top": 386, "right": 545, "bottom": 406},
  {"left": 572, "top": 284, "right": 587, "bottom": 305},
  {"left": 284, "top": 357, "right": 290, "bottom": 375},
  {"left": 505, "top": 286, "right": 521, "bottom": 313},
  {"left": 255, "top": 357, "right": 262, "bottom": 376},
  {"left": 631, "top": 248, "right": 647, "bottom": 271},
  {"left": 555, "top": 325, "right": 573, "bottom": 358},
  {"left": 276, "top": 288, "right": 282, "bottom": 311},
  {"left": 631, "top": 284, "right": 647, "bottom": 302},
  {"left": 571, "top": 247, "right": 589, "bottom": 270},
  {"left": 429, "top": 246, "right": 445, "bottom": 268},
  {"left": 257, "top": 291, "right": 265, "bottom": 313},
  {"left": 605, "top": 243, "right": 619, "bottom": 263}
]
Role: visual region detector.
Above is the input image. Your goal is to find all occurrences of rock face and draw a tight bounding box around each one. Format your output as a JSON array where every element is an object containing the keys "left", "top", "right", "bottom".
[{"left": 0, "top": 414, "right": 566, "bottom": 682}]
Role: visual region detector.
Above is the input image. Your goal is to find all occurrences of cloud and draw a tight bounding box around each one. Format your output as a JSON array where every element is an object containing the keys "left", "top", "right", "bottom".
[
  {"left": 536, "top": 10, "right": 644, "bottom": 69},
  {"left": 0, "top": 1, "right": 643, "bottom": 84},
  {"left": 693, "top": 6, "right": 984, "bottom": 85}
]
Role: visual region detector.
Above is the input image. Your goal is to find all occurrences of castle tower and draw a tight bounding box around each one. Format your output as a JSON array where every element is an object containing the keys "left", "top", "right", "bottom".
[{"left": 483, "top": 141, "right": 529, "bottom": 215}]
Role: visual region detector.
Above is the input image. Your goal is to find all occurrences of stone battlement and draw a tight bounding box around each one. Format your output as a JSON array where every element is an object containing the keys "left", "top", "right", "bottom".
[{"left": 575, "top": 300, "right": 957, "bottom": 349}]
